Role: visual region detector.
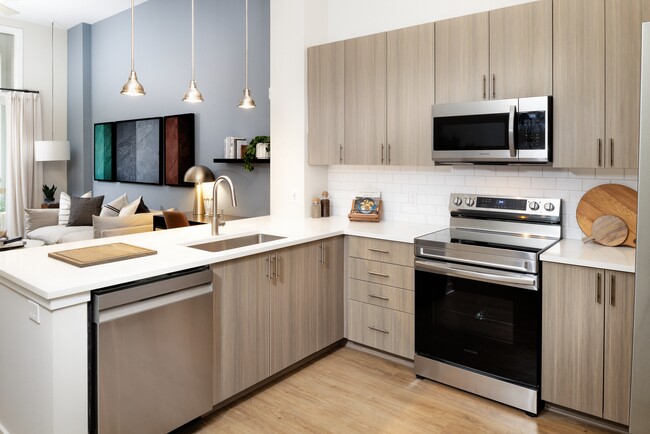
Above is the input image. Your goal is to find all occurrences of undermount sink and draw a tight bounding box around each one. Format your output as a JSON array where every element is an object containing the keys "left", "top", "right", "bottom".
[{"left": 188, "top": 233, "right": 286, "bottom": 253}]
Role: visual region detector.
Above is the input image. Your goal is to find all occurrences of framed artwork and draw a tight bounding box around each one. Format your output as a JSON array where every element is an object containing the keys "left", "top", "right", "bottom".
[
  {"left": 163, "top": 113, "right": 195, "bottom": 187},
  {"left": 94, "top": 122, "right": 116, "bottom": 181},
  {"left": 115, "top": 117, "right": 163, "bottom": 185}
]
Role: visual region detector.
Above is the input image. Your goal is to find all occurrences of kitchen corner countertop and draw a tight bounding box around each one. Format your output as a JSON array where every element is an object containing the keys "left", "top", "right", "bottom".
[
  {"left": 540, "top": 239, "right": 636, "bottom": 273},
  {"left": 0, "top": 215, "right": 443, "bottom": 307}
]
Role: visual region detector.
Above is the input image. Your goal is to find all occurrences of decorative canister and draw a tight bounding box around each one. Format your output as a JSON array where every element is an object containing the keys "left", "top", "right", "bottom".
[
  {"left": 321, "top": 191, "right": 330, "bottom": 217},
  {"left": 311, "top": 197, "right": 321, "bottom": 218}
]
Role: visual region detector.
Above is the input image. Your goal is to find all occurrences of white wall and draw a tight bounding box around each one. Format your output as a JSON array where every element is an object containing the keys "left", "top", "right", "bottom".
[{"left": 0, "top": 18, "right": 68, "bottom": 198}]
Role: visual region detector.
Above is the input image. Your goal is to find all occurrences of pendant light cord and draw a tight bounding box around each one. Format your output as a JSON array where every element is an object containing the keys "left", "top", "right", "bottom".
[
  {"left": 245, "top": 0, "right": 249, "bottom": 88},
  {"left": 51, "top": 22, "right": 54, "bottom": 140},
  {"left": 191, "top": 0, "right": 195, "bottom": 81},
  {"left": 130, "top": 0, "right": 135, "bottom": 71}
]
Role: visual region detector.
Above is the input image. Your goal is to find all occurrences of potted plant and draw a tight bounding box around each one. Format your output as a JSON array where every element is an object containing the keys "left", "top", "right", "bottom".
[
  {"left": 42, "top": 184, "right": 57, "bottom": 203},
  {"left": 243, "top": 136, "right": 270, "bottom": 172}
]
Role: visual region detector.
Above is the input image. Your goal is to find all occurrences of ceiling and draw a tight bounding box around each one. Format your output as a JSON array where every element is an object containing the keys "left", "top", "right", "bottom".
[{"left": 0, "top": 0, "right": 149, "bottom": 29}]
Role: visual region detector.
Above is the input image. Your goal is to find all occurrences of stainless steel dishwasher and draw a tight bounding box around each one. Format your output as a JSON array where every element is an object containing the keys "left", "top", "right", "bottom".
[{"left": 90, "top": 266, "right": 213, "bottom": 434}]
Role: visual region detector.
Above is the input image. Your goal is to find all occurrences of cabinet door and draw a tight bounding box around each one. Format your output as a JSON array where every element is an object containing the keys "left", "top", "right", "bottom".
[
  {"left": 212, "top": 255, "right": 270, "bottom": 404},
  {"left": 542, "top": 262, "right": 604, "bottom": 417},
  {"left": 345, "top": 33, "right": 386, "bottom": 165},
  {"left": 308, "top": 42, "right": 345, "bottom": 165},
  {"left": 270, "top": 243, "right": 319, "bottom": 374},
  {"left": 489, "top": 0, "right": 552, "bottom": 99},
  {"left": 605, "top": 0, "right": 642, "bottom": 169},
  {"left": 604, "top": 270, "right": 635, "bottom": 425},
  {"left": 553, "top": 0, "right": 605, "bottom": 168},
  {"left": 386, "top": 23, "right": 435, "bottom": 166},
  {"left": 317, "top": 237, "right": 344, "bottom": 350},
  {"left": 435, "top": 12, "right": 489, "bottom": 104}
]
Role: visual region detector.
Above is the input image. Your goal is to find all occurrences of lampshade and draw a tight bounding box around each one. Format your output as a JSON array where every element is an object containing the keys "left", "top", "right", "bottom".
[
  {"left": 184, "top": 165, "right": 215, "bottom": 215},
  {"left": 238, "top": 88, "right": 256, "bottom": 109},
  {"left": 34, "top": 140, "right": 70, "bottom": 162},
  {"left": 183, "top": 80, "right": 204, "bottom": 103},
  {"left": 183, "top": 165, "right": 215, "bottom": 183},
  {"left": 121, "top": 0, "right": 145, "bottom": 96}
]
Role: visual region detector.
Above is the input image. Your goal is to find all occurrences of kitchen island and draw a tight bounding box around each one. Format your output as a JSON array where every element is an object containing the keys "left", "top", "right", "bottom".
[{"left": 0, "top": 215, "right": 441, "bottom": 434}]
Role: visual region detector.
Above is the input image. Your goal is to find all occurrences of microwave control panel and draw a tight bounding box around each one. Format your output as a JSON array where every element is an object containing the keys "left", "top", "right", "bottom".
[{"left": 518, "top": 111, "right": 546, "bottom": 150}]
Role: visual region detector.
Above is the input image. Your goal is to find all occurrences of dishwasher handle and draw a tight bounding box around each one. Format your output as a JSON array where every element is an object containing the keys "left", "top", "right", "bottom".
[{"left": 98, "top": 284, "right": 212, "bottom": 324}]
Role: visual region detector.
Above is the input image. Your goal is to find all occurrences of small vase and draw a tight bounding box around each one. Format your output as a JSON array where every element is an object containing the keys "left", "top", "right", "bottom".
[{"left": 256, "top": 143, "right": 270, "bottom": 159}]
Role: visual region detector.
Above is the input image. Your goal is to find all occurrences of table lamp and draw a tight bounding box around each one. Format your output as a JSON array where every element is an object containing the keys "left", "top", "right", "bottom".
[{"left": 184, "top": 165, "right": 215, "bottom": 215}]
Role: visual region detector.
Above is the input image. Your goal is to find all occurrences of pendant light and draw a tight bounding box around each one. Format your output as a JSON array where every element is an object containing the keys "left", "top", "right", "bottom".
[
  {"left": 183, "top": 0, "right": 204, "bottom": 102},
  {"left": 121, "top": 0, "right": 145, "bottom": 96},
  {"left": 35, "top": 22, "right": 70, "bottom": 163},
  {"left": 237, "top": 0, "right": 255, "bottom": 109}
]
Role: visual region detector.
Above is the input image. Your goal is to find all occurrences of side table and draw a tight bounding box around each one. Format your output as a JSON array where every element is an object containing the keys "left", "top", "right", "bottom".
[{"left": 41, "top": 202, "right": 59, "bottom": 209}]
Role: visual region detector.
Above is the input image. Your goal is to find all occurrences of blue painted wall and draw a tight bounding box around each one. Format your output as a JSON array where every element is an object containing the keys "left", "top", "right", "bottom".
[{"left": 69, "top": 0, "right": 270, "bottom": 216}]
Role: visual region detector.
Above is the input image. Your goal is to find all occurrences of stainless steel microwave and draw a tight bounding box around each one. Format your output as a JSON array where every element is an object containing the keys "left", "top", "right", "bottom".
[{"left": 432, "top": 96, "right": 552, "bottom": 164}]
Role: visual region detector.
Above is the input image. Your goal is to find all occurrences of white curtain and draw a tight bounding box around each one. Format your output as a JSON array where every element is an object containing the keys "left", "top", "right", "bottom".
[{"left": 5, "top": 91, "right": 43, "bottom": 237}]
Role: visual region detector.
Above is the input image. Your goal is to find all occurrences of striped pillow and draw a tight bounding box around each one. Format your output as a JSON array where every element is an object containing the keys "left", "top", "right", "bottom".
[
  {"left": 99, "top": 193, "right": 129, "bottom": 217},
  {"left": 58, "top": 191, "right": 92, "bottom": 225}
]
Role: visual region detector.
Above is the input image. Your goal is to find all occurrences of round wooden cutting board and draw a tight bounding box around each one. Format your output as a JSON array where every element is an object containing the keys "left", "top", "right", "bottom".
[{"left": 576, "top": 184, "right": 637, "bottom": 248}]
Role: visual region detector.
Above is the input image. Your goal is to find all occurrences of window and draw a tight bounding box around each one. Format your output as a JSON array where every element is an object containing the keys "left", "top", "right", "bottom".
[{"left": 0, "top": 25, "right": 23, "bottom": 230}]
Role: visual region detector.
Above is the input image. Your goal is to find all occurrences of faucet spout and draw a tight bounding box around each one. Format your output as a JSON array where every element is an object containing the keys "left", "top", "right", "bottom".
[{"left": 211, "top": 175, "right": 237, "bottom": 235}]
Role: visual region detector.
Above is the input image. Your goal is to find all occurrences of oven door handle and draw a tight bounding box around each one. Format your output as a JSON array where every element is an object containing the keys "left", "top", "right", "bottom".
[{"left": 415, "top": 259, "right": 538, "bottom": 291}]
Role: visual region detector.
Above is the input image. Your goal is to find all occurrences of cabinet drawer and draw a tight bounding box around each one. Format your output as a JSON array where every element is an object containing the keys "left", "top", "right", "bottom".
[
  {"left": 348, "top": 278, "right": 414, "bottom": 314},
  {"left": 348, "top": 300, "right": 414, "bottom": 359},
  {"left": 348, "top": 257, "right": 414, "bottom": 290},
  {"left": 348, "top": 236, "right": 413, "bottom": 267}
]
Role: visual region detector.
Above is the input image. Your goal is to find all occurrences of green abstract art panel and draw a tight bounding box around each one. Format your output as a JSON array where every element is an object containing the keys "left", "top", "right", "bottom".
[{"left": 94, "top": 123, "right": 115, "bottom": 181}]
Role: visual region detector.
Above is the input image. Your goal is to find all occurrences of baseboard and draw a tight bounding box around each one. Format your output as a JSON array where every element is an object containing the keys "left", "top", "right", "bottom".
[
  {"left": 345, "top": 341, "right": 414, "bottom": 368},
  {"left": 545, "top": 403, "right": 629, "bottom": 433}
]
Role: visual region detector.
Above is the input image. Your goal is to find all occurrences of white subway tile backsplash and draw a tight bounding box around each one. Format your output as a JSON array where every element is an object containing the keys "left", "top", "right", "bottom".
[{"left": 327, "top": 166, "right": 638, "bottom": 240}]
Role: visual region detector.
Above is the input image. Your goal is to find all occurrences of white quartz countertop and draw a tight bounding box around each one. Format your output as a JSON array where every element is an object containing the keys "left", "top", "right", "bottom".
[
  {"left": 0, "top": 215, "right": 443, "bottom": 305},
  {"left": 540, "top": 239, "right": 636, "bottom": 273}
]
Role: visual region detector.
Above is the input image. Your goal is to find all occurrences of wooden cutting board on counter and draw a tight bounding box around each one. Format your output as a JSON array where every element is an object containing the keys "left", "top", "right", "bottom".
[
  {"left": 48, "top": 243, "right": 157, "bottom": 267},
  {"left": 576, "top": 184, "right": 637, "bottom": 248}
]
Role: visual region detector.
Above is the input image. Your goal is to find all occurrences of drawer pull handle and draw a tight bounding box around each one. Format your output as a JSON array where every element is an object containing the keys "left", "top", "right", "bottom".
[
  {"left": 368, "top": 293, "right": 389, "bottom": 301},
  {"left": 368, "top": 271, "right": 389, "bottom": 278},
  {"left": 368, "top": 325, "right": 389, "bottom": 334},
  {"left": 368, "top": 248, "right": 389, "bottom": 254}
]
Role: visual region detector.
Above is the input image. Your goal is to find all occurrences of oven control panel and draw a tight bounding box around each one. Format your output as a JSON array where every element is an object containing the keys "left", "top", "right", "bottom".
[{"left": 449, "top": 194, "right": 561, "bottom": 219}]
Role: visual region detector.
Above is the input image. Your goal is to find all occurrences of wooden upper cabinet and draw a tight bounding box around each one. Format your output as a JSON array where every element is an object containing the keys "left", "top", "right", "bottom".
[
  {"left": 387, "top": 23, "right": 435, "bottom": 166},
  {"left": 345, "top": 33, "right": 387, "bottom": 165},
  {"left": 554, "top": 0, "right": 644, "bottom": 169},
  {"left": 435, "top": 12, "right": 489, "bottom": 104},
  {"left": 308, "top": 42, "right": 345, "bottom": 165},
  {"left": 489, "top": 0, "right": 552, "bottom": 99},
  {"left": 605, "top": 0, "right": 643, "bottom": 169},
  {"left": 553, "top": 0, "right": 605, "bottom": 168}
]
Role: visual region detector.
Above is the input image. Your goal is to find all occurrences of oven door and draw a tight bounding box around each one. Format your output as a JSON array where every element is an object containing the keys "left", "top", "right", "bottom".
[{"left": 414, "top": 258, "right": 540, "bottom": 388}]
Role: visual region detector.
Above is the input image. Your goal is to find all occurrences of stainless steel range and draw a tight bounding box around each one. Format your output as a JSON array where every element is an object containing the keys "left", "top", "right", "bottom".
[{"left": 413, "top": 193, "right": 561, "bottom": 415}]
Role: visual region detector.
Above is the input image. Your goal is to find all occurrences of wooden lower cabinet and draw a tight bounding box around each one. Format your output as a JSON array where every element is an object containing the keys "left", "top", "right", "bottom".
[
  {"left": 212, "top": 237, "right": 344, "bottom": 405},
  {"left": 348, "top": 300, "right": 414, "bottom": 359},
  {"left": 212, "top": 253, "right": 270, "bottom": 405},
  {"left": 542, "top": 262, "right": 634, "bottom": 425},
  {"left": 346, "top": 236, "right": 415, "bottom": 359}
]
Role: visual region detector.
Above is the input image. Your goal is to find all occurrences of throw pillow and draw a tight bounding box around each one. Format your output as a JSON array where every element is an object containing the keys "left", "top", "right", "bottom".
[
  {"left": 58, "top": 191, "right": 91, "bottom": 225},
  {"left": 119, "top": 196, "right": 142, "bottom": 216},
  {"left": 67, "top": 195, "right": 105, "bottom": 226},
  {"left": 135, "top": 197, "right": 151, "bottom": 214},
  {"left": 99, "top": 193, "right": 129, "bottom": 217}
]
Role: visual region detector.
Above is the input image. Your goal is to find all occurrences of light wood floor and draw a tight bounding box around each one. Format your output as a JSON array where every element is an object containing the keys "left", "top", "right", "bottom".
[{"left": 177, "top": 347, "right": 616, "bottom": 433}]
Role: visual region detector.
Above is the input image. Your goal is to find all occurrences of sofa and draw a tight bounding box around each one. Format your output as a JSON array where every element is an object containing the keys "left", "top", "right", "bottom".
[
  {"left": 24, "top": 208, "right": 158, "bottom": 245},
  {"left": 24, "top": 192, "right": 161, "bottom": 245}
]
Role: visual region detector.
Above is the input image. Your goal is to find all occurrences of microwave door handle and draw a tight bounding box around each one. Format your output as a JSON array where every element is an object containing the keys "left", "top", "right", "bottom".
[{"left": 508, "top": 105, "right": 516, "bottom": 157}]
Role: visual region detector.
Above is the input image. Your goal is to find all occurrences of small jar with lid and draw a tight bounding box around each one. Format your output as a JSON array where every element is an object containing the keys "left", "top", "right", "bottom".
[
  {"left": 311, "top": 197, "right": 321, "bottom": 218},
  {"left": 321, "top": 191, "right": 330, "bottom": 217}
]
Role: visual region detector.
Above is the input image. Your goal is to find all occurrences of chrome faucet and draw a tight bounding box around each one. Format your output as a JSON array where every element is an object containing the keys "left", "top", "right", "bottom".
[{"left": 211, "top": 175, "right": 237, "bottom": 235}]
